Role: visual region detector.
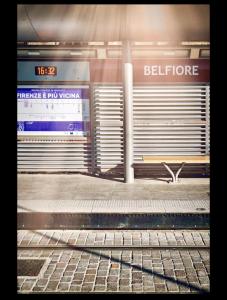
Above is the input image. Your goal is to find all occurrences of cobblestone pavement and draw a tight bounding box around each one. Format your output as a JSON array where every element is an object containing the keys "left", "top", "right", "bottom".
[
  {"left": 18, "top": 230, "right": 210, "bottom": 247},
  {"left": 17, "top": 230, "right": 210, "bottom": 294}
]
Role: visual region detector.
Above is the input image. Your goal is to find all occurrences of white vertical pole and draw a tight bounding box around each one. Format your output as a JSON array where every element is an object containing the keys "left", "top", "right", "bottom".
[{"left": 123, "top": 40, "right": 134, "bottom": 183}]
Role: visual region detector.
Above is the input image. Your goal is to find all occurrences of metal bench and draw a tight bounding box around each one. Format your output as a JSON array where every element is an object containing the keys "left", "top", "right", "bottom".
[{"left": 142, "top": 155, "right": 210, "bottom": 183}]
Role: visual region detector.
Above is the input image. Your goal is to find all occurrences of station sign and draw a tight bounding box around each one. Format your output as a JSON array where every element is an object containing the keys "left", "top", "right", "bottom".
[
  {"left": 144, "top": 65, "right": 199, "bottom": 76},
  {"left": 17, "top": 87, "right": 90, "bottom": 136},
  {"left": 90, "top": 59, "right": 210, "bottom": 83},
  {"left": 133, "top": 59, "right": 210, "bottom": 82}
]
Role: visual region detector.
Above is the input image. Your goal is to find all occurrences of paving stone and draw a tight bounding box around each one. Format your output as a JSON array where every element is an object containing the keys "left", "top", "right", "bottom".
[
  {"left": 52, "top": 268, "right": 62, "bottom": 274},
  {"left": 95, "top": 277, "right": 106, "bottom": 285},
  {"left": 200, "top": 284, "right": 209, "bottom": 290},
  {"left": 120, "top": 272, "right": 131, "bottom": 278},
  {"left": 132, "top": 283, "right": 143, "bottom": 291},
  {"left": 121, "top": 263, "right": 132, "bottom": 269},
  {"left": 65, "top": 265, "right": 76, "bottom": 271},
  {"left": 132, "top": 278, "right": 143, "bottom": 284},
  {"left": 143, "top": 286, "right": 156, "bottom": 292},
  {"left": 51, "top": 275, "right": 62, "bottom": 282},
  {"left": 192, "top": 257, "right": 202, "bottom": 263},
  {"left": 36, "top": 279, "right": 48, "bottom": 286},
  {"left": 97, "top": 270, "right": 108, "bottom": 276},
  {"left": 143, "top": 275, "right": 154, "bottom": 285},
  {"left": 73, "top": 273, "right": 84, "bottom": 280},
  {"left": 155, "top": 283, "right": 167, "bottom": 292},
  {"left": 61, "top": 276, "right": 72, "bottom": 283},
  {"left": 187, "top": 275, "right": 199, "bottom": 282},
  {"left": 107, "top": 283, "right": 118, "bottom": 291},
  {"left": 107, "top": 276, "right": 118, "bottom": 283},
  {"left": 86, "top": 269, "right": 97, "bottom": 275},
  {"left": 88, "top": 263, "right": 98, "bottom": 268},
  {"left": 84, "top": 275, "right": 96, "bottom": 282},
  {"left": 69, "top": 285, "right": 81, "bottom": 292},
  {"left": 64, "top": 271, "right": 74, "bottom": 276},
  {"left": 175, "top": 270, "right": 186, "bottom": 277},
  {"left": 132, "top": 271, "right": 142, "bottom": 278},
  {"left": 81, "top": 284, "right": 93, "bottom": 292},
  {"left": 99, "top": 262, "right": 109, "bottom": 267},
  {"left": 166, "top": 282, "right": 179, "bottom": 292},
  {"left": 153, "top": 276, "right": 165, "bottom": 284},
  {"left": 94, "top": 285, "right": 106, "bottom": 291},
  {"left": 174, "top": 263, "right": 185, "bottom": 270},
  {"left": 21, "top": 282, "right": 34, "bottom": 291},
  {"left": 193, "top": 263, "right": 206, "bottom": 270},
  {"left": 179, "top": 285, "right": 191, "bottom": 292},
  {"left": 76, "top": 267, "right": 87, "bottom": 273},
  {"left": 111, "top": 263, "right": 120, "bottom": 269},
  {"left": 89, "top": 258, "right": 100, "bottom": 263},
  {"left": 56, "top": 262, "right": 66, "bottom": 268},
  {"left": 45, "top": 281, "right": 59, "bottom": 290},
  {"left": 77, "top": 262, "right": 89, "bottom": 268},
  {"left": 197, "top": 270, "right": 207, "bottom": 277},
  {"left": 164, "top": 269, "right": 175, "bottom": 277},
  {"left": 173, "top": 258, "right": 182, "bottom": 264},
  {"left": 183, "top": 262, "right": 193, "bottom": 268},
  {"left": 32, "top": 286, "right": 45, "bottom": 292},
  {"left": 17, "top": 278, "right": 25, "bottom": 287},
  {"left": 199, "top": 276, "right": 209, "bottom": 284},
  {"left": 153, "top": 267, "right": 164, "bottom": 273},
  {"left": 81, "top": 254, "right": 90, "bottom": 259},
  {"left": 72, "top": 279, "right": 83, "bottom": 285},
  {"left": 58, "top": 283, "right": 70, "bottom": 291},
  {"left": 109, "top": 269, "right": 119, "bottom": 275},
  {"left": 185, "top": 268, "right": 197, "bottom": 275},
  {"left": 119, "top": 286, "right": 131, "bottom": 292},
  {"left": 119, "top": 278, "right": 130, "bottom": 285}
]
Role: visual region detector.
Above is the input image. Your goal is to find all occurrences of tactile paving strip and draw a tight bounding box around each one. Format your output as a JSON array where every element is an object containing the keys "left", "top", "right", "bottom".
[{"left": 18, "top": 199, "right": 209, "bottom": 213}]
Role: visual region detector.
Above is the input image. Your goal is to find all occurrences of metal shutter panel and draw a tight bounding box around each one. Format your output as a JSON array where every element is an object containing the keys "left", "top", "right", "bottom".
[
  {"left": 133, "top": 84, "right": 210, "bottom": 177},
  {"left": 93, "top": 85, "right": 124, "bottom": 174}
]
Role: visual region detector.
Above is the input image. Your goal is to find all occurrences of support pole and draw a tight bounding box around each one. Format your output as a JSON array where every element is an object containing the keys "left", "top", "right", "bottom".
[{"left": 123, "top": 40, "right": 134, "bottom": 183}]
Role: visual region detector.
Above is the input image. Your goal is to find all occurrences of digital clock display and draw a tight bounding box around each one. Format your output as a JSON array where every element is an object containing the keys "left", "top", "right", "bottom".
[{"left": 35, "top": 66, "right": 57, "bottom": 76}]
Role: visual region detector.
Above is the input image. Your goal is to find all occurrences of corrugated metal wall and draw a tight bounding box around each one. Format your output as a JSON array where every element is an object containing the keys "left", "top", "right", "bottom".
[
  {"left": 17, "top": 140, "right": 92, "bottom": 172},
  {"left": 94, "top": 83, "right": 210, "bottom": 177},
  {"left": 133, "top": 84, "right": 209, "bottom": 177},
  {"left": 93, "top": 85, "right": 124, "bottom": 174},
  {"left": 18, "top": 83, "right": 209, "bottom": 176}
]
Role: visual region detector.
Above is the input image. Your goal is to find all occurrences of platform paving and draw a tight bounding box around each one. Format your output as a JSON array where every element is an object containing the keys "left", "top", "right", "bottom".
[{"left": 18, "top": 174, "right": 209, "bottom": 214}]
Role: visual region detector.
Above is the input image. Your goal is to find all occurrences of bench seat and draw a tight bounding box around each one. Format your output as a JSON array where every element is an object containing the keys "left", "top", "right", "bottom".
[
  {"left": 143, "top": 155, "right": 210, "bottom": 164},
  {"left": 142, "top": 155, "right": 210, "bottom": 183}
]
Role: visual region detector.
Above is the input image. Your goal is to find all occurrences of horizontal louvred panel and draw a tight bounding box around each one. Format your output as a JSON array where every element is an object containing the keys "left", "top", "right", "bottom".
[
  {"left": 133, "top": 85, "right": 209, "bottom": 171},
  {"left": 17, "top": 141, "right": 92, "bottom": 172},
  {"left": 94, "top": 85, "right": 124, "bottom": 173}
]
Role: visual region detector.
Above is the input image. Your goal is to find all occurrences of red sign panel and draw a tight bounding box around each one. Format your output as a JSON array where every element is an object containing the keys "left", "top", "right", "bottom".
[
  {"left": 133, "top": 59, "right": 210, "bottom": 83},
  {"left": 90, "top": 59, "right": 210, "bottom": 83}
]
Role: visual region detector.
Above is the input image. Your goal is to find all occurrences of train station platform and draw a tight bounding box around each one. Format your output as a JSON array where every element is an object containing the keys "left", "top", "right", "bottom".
[{"left": 18, "top": 174, "right": 209, "bottom": 229}]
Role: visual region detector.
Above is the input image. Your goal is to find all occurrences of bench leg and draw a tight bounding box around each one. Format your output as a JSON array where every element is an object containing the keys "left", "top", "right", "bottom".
[
  {"left": 162, "top": 162, "right": 185, "bottom": 183},
  {"left": 162, "top": 163, "right": 176, "bottom": 183},
  {"left": 175, "top": 162, "right": 185, "bottom": 182}
]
